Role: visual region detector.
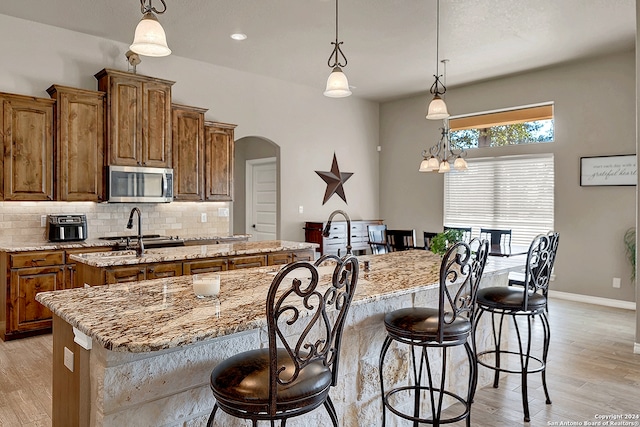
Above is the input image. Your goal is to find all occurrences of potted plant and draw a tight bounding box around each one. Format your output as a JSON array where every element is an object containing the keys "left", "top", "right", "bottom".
[
  {"left": 430, "top": 229, "right": 464, "bottom": 256},
  {"left": 624, "top": 227, "right": 635, "bottom": 282}
]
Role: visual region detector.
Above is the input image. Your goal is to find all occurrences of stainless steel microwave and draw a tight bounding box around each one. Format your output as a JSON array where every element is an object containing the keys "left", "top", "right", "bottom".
[{"left": 107, "top": 165, "right": 173, "bottom": 203}]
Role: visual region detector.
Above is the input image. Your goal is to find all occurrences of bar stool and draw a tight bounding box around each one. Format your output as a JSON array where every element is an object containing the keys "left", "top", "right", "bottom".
[
  {"left": 379, "top": 239, "right": 489, "bottom": 426},
  {"left": 207, "top": 254, "right": 359, "bottom": 426},
  {"left": 471, "top": 231, "right": 559, "bottom": 422}
]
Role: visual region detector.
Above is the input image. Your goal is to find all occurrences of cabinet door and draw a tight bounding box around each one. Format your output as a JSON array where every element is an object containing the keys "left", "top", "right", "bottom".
[
  {"left": 205, "top": 122, "right": 236, "bottom": 201},
  {"left": 1, "top": 93, "right": 54, "bottom": 200},
  {"left": 105, "top": 266, "right": 146, "bottom": 284},
  {"left": 147, "top": 263, "right": 182, "bottom": 280},
  {"left": 291, "top": 250, "right": 313, "bottom": 262},
  {"left": 183, "top": 258, "right": 228, "bottom": 274},
  {"left": 228, "top": 255, "right": 267, "bottom": 270},
  {"left": 142, "top": 81, "right": 172, "bottom": 167},
  {"left": 47, "top": 85, "right": 105, "bottom": 201},
  {"left": 105, "top": 76, "right": 143, "bottom": 166},
  {"left": 267, "top": 252, "right": 292, "bottom": 266},
  {"left": 10, "top": 266, "right": 64, "bottom": 332},
  {"left": 172, "top": 105, "right": 206, "bottom": 200}
]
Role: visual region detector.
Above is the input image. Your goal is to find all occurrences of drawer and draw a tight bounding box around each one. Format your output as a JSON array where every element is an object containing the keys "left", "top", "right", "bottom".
[
  {"left": 324, "top": 237, "right": 346, "bottom": 247},
  {"left": 11, "top": 251, "right": 64, "bottom": 268},
  {"left": 325, "top": 223, "right": 347, "bottom": 234}
]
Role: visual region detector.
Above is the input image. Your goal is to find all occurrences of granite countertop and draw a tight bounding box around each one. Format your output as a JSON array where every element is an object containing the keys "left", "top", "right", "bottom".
[
  {"left": 0, "top": 235, "right": 252, "bottom": 253},
  {"left": 68, "top": 240, "right": 319, "bottom": 267},
  {"left": 36, "top": 250, "right": 524, "bottom": 353}
]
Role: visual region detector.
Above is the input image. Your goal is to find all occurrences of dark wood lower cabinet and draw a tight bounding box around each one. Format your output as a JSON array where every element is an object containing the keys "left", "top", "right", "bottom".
[{"left": 11, "top": 266, "right": 64, "bottom": 333}]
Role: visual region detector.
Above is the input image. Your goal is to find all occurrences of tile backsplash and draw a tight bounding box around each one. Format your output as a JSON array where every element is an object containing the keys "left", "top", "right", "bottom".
[{"left": 0, "top": 201, "right": 231, "bottom": 243}]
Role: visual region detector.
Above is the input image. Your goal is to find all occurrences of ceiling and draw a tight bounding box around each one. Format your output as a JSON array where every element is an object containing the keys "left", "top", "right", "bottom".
[{"left": 0, "top": 0, "right": 635, "bottom": 102}]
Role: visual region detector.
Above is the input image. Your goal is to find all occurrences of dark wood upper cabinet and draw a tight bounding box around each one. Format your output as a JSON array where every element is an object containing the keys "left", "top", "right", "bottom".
[
  {"left": 95, "top": 68, "right": 174, "bottom": 168},
  {"left": 47, "top": 85, "right": 105, "bottom": 202},
  {"left": 204, "top": 121, "right": 236, "bottom": 201},
  {"left": 0, "top": 92, "right": 54, "bottom": 201},
  {"left": 172, "top": 104, "right": 207, "bottom": 201}
]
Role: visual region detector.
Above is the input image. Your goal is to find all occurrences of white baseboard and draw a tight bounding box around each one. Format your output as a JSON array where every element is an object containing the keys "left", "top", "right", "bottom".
[
  {"left": 548, "top": 290, "right": 636, "bottom": 311},
  {"left": 635, "top": 343, "right": 640, "bottom": 354}
]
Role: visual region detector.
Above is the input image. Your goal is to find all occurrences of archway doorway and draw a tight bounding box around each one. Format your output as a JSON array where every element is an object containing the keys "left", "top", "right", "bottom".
[{"left": 233, "top": 136, "right": 280, "bottom": 241}]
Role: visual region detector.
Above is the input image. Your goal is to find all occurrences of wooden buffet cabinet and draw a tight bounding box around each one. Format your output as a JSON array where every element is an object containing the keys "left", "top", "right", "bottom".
[{"left": 304, "top": 220, "right": 383, "bottom": 256}]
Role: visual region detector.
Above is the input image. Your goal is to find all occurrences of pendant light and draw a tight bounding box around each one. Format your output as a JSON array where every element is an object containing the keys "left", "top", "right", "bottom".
[
  {"left": 324, "top": 0, "right": 352, "bottom": 98},
  {"left": 426, "top": 0, "right": 449, "bottom": 120},
  {"left": 130, "top": 0, "right": 171, "bottom": 57},
  {"left": 419, "top": 60, "right": 468, "bottom": 173}
]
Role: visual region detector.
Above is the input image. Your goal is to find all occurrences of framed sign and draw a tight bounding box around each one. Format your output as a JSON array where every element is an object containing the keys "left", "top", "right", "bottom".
[{"left": 580, "top": 154, "right": 637, "bottom": 186}]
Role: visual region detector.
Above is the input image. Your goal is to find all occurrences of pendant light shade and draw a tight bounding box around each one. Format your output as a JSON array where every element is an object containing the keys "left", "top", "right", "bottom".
[
  {"left": 130, "top": 1, "right": 171, "bottom": 57},
  {"left": 324, "top": 66, "right": 352, "bottom": 97},
  {"left": 426, "top": 94, "right": 449, "bottom": 120},
  {"left": 438, "top": 160, "right": 451, "bottom": 173}
]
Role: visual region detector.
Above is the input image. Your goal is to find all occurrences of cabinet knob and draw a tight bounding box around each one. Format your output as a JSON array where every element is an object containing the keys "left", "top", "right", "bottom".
[
  {"left": 148, "top": 268, "right": 155, "bottom": 273},
  {"left": 139, "top": 269, "right": 145, "bottom": 274}
]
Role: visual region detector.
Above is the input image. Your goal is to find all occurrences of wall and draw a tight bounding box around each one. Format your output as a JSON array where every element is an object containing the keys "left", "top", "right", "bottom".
[
  {"left": 380, "top": 50, "right": 636, "bottom": 303},
  {"left": 0, "top": 14, "right": 379, "bottom": 244},
  {"left": 233, "top": 137, "right": 279, "bottom": 236}
]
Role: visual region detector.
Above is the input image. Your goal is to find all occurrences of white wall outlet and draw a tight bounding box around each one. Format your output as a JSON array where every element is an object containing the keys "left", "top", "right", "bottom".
[
  {"left": 612, "top": 277, "right": 621, "bottom": 288},
  {"left": 64, "top": 346, "right": 74, "bottom": 372},
  {"left": 200, "top": 213, "right": 207, "bottom": 223},
  {"left": 298, "top": 205, "right": 304, "bottom": 214},
  {"left": 218, "top": 208, "right": 229, "bottom": 217},
  {"left": 41, "top": 215, "right": 47, "bottom": 227}
]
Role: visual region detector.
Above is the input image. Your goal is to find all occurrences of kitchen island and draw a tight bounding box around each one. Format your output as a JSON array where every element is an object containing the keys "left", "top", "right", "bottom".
[{"left": 37, "top": 250, "right": 524, "bottom": 427}]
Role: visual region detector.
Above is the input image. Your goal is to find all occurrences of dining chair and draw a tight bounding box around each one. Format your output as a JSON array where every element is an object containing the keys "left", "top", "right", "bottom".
[
  {"left": 471, "top": 231, "right": 560, "bottom": 422},
  {"left": 386, "top": 229, "right": 417, "bottom": 251},
  {"left": 207, "top": 254, "right": 359, "bottom": 426},
  {"left": 379, "top": 238, "right": 490, "bottom": 426},
  {"left": 444, "top": 226, "right": 472, "bottom": 243},
  {"left": 423, "top": 231, "right": 438, "bottom": 250},
  {"left": 479, "top": 228, "right": 512, "bottom": 247},
  {"left": 368, "top": 224, "right": 390, "bottom": 254}
]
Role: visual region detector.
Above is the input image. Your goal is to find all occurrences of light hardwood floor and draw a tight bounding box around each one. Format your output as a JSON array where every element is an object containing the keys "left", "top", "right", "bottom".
[{"left": 0, "top": 299, "right": 638, "bottom": 426}]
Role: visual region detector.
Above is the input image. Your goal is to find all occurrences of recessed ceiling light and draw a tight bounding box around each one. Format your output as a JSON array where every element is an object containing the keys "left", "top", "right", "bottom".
[{"left": 230, "top": 33, "right": 247, "bottom": 41}]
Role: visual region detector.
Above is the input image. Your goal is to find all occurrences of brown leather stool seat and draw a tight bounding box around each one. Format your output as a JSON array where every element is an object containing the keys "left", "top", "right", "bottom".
[
  {"left": 476, "top": 287, "right": 547, "bottom": 312},
  {"left": 211, "top": 348, "right": 332, "bottom": 414},
  {"left": 379, "top": 239, "right": 489, "bottom": 427},
  {"left": 384, "top": 307, "right": 471, "bottom": 343}
]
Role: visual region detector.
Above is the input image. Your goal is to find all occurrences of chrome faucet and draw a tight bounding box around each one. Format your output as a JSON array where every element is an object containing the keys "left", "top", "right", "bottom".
[
  {"left": 322, "top": 210, "right": 352, "bottom": 255},
  {"left": 126, "top": 207, "right": 144, "bottom": 257}
]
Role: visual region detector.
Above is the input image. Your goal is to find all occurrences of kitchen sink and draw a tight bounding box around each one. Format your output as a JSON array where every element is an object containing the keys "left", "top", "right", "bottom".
[{"left": 99, "top": 234, "right": 185, "bottom": 249}]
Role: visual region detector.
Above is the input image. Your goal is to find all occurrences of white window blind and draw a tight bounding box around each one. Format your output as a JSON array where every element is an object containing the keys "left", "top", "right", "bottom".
[{"left": 444, "top": 154, "right": 554, "bottom": 245}]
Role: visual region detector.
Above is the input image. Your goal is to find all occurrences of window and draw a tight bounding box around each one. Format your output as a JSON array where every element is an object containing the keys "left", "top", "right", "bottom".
[
  {"left": 449, "top": 104, "right": 554, "bottom": 150},
  {"left": 444, "top": 154, "right": 554, "bottom": 246}
]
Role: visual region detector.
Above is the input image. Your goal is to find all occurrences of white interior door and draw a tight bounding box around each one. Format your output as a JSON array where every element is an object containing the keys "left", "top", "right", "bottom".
[{"left": 246, "top": 158, "right": 277, "bottom": 241}]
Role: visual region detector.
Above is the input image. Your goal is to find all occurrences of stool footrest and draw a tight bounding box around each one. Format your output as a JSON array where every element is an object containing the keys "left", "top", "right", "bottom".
[
  {"left": 383, "top": 385, "right": 470, "bottom": 425},
  {"left": 476, "top": 349, "right": 546, "bottom": 374}
]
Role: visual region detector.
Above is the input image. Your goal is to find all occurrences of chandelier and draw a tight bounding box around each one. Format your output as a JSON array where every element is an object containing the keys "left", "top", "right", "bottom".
[
  {"left": 323, "top": 0, "right": 352, "bottom": 98},
  {"left": 130, "top": 0, "right": 171, "bottom": 57},
  {"left": 419, "top": 122, "right": 467, "bottom": 173}
]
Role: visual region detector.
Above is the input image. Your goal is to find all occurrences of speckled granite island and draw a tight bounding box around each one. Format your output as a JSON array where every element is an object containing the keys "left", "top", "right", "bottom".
[{"left": 37, "top": 250, "right": 524, "bottom": 427}]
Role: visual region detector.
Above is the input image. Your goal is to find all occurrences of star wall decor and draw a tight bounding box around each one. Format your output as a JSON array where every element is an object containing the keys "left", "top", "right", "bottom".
[{"left": 315, "top": 153, "right": 353, "bottom": 205}]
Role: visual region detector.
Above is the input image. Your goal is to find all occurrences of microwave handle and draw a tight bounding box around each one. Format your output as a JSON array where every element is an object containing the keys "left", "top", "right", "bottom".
[{"left": 162, "top": 173, "right": 168, "bottom": 196}]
